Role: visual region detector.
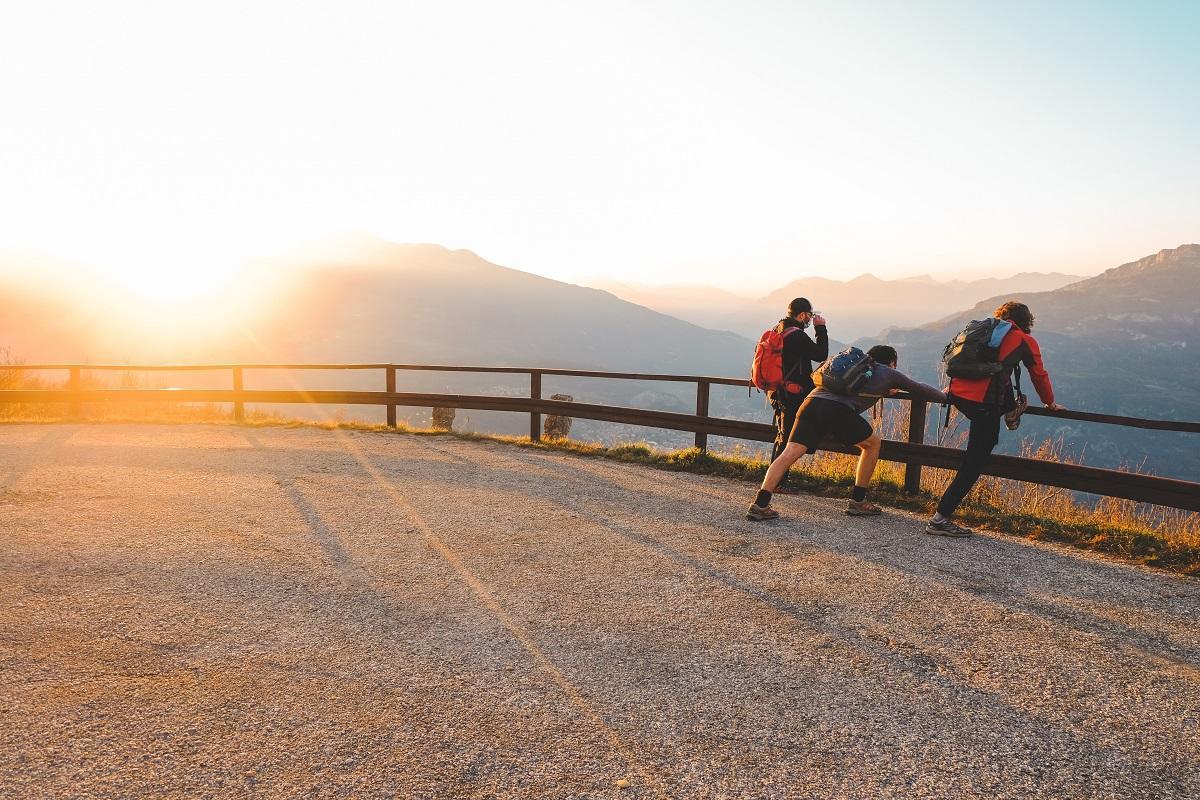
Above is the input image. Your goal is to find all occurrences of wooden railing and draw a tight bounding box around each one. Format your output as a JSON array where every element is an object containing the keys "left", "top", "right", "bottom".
[{"left": 3, "top": 363, "right": 1199, "bottom": 512}]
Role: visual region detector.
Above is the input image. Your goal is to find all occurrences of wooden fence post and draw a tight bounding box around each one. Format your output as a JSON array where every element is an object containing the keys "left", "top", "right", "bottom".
[
  {"left": 694, "top": 380, "right": 710, "bottom": 451},
  {"left": 386, "top": 367, "right": 397, "bottom": 427},
  {"left": 904, "top": 398, "right": 928, "bottom": 494},
  {"left": 232, "top": 367, "right": 244, "bottom": 423},
  {"left": 69, "top": 367, "right": 81, "bottom": 421},
  {"left": 529, "top": 370, "right": 542, "bottom": 442}
]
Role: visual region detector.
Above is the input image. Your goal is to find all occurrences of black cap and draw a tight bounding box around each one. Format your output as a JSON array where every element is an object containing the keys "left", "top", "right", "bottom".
[{"left": 787, "top": 297, "right": 813, "bottom": 316}]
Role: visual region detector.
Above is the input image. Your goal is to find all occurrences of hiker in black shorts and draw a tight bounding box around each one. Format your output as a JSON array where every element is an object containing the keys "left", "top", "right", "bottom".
[
  {"left": 747, "top": 345, "right": 947, "bottom": 520},
  {"left": 768, "top": 298, "right": 829, "bottom": 494}
]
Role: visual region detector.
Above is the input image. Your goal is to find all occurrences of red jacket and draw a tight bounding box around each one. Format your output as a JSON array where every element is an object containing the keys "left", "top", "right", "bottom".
[{"left": 950, "top": 326, "right": 1055, "bottom": 406}]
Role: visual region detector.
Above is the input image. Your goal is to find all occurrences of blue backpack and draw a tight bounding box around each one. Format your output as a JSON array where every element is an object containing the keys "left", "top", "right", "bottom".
[{"left": 813, "top": 347, "right": 875, "bottom": 395}]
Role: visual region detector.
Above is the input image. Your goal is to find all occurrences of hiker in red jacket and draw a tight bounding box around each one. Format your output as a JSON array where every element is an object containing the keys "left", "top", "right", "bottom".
[{"left": 926, "top": 301, "right": 1064, "bottom": 537}]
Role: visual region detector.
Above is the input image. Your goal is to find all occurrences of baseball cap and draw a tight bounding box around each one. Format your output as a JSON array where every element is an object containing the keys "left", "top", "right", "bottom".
[{"left": 787, "top": 297, "right": 813, "bottom": 316}]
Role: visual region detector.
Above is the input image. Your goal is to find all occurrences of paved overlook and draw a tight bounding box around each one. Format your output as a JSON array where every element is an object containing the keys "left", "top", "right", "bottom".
[{"left": 1, "top": 424, "right": 1198, "bottom": 799}]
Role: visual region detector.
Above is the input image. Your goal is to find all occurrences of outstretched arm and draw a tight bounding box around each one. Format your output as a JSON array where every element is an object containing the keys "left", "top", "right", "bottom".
[
  {"left": 1021, "top": 334, "right": 1057, "bottom": 407},
  {"left": 890, "top": 371, "right": 949, "bottom": 404}
]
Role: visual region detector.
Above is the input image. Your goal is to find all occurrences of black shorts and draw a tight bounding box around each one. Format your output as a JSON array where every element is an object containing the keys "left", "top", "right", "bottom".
[{"left": 788, "top": 396, "right": 874, "bottom": 452}]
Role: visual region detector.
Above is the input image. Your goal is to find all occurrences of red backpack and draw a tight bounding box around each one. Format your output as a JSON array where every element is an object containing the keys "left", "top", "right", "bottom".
[{"left": 750, "top": 326, "right": 806, "bottom": 393}]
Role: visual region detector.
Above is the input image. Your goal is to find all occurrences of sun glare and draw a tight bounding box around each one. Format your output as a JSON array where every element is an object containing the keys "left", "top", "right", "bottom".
[
  {"left": 96, "top": 256, "right": 243, "bottom": 303},
  {"left": 108, "top": 262, "right": 241, "bottom": 304},
  {"left": 69, "top": 232, "right": 281, "bottom": 306}
]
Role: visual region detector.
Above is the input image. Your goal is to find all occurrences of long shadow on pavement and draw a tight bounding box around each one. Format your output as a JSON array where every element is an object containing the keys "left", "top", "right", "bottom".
[{"left": 397, "top": 437, "right": 1199, "bottom": 793}]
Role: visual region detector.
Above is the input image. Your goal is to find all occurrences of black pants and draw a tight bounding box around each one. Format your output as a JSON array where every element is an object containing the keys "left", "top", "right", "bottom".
[
  {"left": 936, "top": 398, "right": 1002, "bottom": 518},
  {"left": 772, "top": 387, "right": 812, "bottom": 464},
  {"left": 772, "top": 399, "right": 800, "bottom": 463}
]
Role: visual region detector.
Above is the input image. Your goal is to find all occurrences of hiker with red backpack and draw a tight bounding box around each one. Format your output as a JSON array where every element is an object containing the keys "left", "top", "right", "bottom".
[
  {"left": 751, "top": 297, "right": 829, "bottom": 494},
  {"left": 926, "top": 301, "right": 1063, "bottom": 538},
  {"left": 746, "top": 345, "right": 947, "bottom": 521}
]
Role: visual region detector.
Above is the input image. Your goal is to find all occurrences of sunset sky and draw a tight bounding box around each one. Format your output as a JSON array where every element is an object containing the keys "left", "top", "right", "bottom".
[{"left": 2, "top": 0, "right": 1197, "bottom": 296}]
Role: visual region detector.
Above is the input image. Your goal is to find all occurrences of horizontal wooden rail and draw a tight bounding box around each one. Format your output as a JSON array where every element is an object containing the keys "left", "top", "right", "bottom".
[
  {"left": 3, "top": 363, "right": 748, "bottom": 385},
  {"left": 4, "top": 386, "right": 1198, "bottom": 512},
  {"left": 4, "top": 362, "right": 1195, "bottom": 433},
  {"left": 0, "top": 389, "right": 771, "bottom": 437},
  {"left": 1019, "top": 405, "right": 1200, "bottom": 434},
  {"left": 5, "top": 363, "right": 397, "bottom": 371}
]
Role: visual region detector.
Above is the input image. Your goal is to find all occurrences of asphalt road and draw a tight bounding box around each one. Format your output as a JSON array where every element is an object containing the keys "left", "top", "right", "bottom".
[{"left": 1, "top": 424, "right": 1197, "bottom": 799}]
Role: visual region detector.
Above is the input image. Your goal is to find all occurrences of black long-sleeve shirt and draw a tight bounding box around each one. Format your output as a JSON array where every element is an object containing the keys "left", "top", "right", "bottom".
[{"left": 774, "top": 319, "right": 829, "bottom": 405}]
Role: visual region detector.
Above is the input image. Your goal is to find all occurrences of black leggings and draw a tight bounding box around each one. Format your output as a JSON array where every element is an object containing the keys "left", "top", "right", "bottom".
[{"left": 936, "top": 399, "right": 1002, "bottom": 518}]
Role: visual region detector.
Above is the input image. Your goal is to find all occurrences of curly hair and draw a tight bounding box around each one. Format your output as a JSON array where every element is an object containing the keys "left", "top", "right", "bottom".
[
  {"left": 994, "top": 301, "right": 1034, "bottom": 332},
  {"left": 867, "top": 345, "right": 898, "bottom": 366}
]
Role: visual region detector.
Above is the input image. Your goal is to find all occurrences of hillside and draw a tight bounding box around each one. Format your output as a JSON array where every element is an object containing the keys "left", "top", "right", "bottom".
[
  {"left": 876, "top": 245, "right": 1200, "bottom": 480},
  {"left": 1, "top": 240, "right": 758, "bottom": 376},
  {"left": 0, "top": 239, "right": 775, "bottom": 438},
  {"left": 246, "top": 239, "right": 755, "bottom": 376},
  {"left": 588, "top": 280, "right": 750, "bottom": 322}
]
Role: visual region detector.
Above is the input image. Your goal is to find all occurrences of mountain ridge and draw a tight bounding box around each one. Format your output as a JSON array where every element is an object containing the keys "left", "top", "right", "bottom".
[
  {"left": 889, "top": 244, "right": 1199, "bottom": 343},
  {"left": 599, "top": 270, "right": 1089, "bottom": 340},
  {"left": 0, "top": 238, "right": 759, "bottom": 375}
]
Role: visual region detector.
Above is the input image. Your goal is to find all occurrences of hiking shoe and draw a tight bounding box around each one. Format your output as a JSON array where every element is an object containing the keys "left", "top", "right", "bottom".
[
  {"left": 845, "top": 499, "right": 882, "bottom": 516},
  {"left": 924, "top": 518, "right": 974, "bottom": 538},
  {"left": 746, "top": 503, "right": 780, "bottom": 521},
  {"left": 773, "top": 483, "right": 801, "bottom": 495}
]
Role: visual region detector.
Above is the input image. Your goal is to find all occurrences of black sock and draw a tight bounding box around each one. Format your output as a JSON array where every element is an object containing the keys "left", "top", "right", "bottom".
[
  {"left": 851, "top": 485, "right": 868, "bottom": 502},
  {"left": 754, "top": 489, "right": 772, "bottom": 508}
]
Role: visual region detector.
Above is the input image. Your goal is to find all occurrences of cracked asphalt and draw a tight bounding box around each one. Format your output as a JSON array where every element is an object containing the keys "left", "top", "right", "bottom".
[{"left": 1, "top": 423, "right": 1198, "bottom": 799}]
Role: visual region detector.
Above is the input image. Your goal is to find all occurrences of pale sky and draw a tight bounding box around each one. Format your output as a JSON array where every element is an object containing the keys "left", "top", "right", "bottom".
[{"left": 1, "top": 0, "right": 1197, "bottom": 296}]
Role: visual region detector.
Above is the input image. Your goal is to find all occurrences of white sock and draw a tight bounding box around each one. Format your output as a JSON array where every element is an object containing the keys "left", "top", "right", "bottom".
[{"left": 932, "top": 512, "right": 948, "bottom": 523}]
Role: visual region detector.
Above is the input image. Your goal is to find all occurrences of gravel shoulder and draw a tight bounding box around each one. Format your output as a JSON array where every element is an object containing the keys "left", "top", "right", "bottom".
[{"left": 1, "top": 423, "right": 1198, "bottom": 799}]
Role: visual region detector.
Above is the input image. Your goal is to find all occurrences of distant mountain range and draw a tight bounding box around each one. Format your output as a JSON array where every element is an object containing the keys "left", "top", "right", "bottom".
[
  {"left": 244, "top": 239, "right": 755, "bottom": 376},
  {"left": 2, "top": 238, "right": 1196, "bottom": 478},
  {"left": 0, "top": 239, "right": 765, "bottom": 436},
  {"left": 2, "top": 239, "right": 753, "bottom": 375},
  {"left": 595, "top": 271, "right": 1086, "bottom": 341}
]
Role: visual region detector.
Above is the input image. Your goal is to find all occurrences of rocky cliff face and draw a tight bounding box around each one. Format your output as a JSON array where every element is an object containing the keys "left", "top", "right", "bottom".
[{"left": 1043, "top": 244, "right": 1199, "bottom": 346}]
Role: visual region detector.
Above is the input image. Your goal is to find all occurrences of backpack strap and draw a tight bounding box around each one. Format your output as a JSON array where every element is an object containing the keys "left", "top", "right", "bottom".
[
  {"left": 993, "top": 362, "right": 1024, "bottom": 407},
  {"left": 938, "top": 399, "right": 952, "bottom": 447},
  {"left": 988, "top": 319, "right": 1014, "bottom": 348}
]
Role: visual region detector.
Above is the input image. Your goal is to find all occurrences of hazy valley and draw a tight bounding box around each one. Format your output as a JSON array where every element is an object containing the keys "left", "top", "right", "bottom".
[{"left": 595, "top": 271, "right": 1085, "bottom": 341}]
